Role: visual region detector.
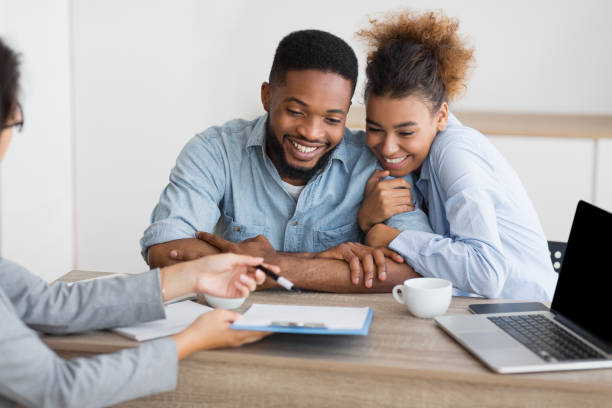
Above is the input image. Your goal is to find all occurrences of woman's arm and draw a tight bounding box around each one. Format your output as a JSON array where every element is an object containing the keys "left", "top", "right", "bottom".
[
  {"left": 0, "top": 258, "right": 167, "bottom": 334},
  {"left": 1, "top": 253, "right": 268, "bottom": 334},
  {"left": 0, "top": 290, "right": 177, "bottom": 408},
  {"left": 0, "top": 254, "right": 270, "bottom": 407},
  {"left": 387, "top": 140, "right": 510, "bottom": 298}
]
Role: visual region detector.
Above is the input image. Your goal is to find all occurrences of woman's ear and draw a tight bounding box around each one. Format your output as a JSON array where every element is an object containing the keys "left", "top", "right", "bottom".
[
  {"left": 261, "top": 82, "right": 271, "bottom": 112},
  {"left": 436, "top": 102, "right": 449, "bottom": 131}
]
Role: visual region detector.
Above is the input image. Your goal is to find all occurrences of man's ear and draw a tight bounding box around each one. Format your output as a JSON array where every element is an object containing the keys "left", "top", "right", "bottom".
[
  {"left": 261, "top": 82, "right": 271, "bottom": 112},
  {"left": 436, "top": 102, "right": 449, "bottom": 132}
]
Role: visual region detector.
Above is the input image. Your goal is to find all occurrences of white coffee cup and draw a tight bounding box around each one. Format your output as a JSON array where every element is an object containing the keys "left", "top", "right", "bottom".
[
  {"left": 392, "top": 278, "right": 452, "bottom": 318},
  {"left": 203, "top": 294, "right": 246, "bottom": 310}
]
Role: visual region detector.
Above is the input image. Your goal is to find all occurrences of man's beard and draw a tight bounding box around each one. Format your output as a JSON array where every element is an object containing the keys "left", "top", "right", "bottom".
[{"left": 265, "top": 117, "right": 336, "bottom": 183}]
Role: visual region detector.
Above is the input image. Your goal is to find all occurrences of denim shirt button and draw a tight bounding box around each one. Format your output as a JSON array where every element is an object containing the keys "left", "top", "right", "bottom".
[{"left": 291, "top": 221, "right": 298, "bottom": 226}]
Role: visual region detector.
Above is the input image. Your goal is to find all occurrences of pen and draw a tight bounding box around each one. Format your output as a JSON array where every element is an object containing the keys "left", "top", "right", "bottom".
[{"left": 256, "top": 264, "right": 301, "bottom": 293}]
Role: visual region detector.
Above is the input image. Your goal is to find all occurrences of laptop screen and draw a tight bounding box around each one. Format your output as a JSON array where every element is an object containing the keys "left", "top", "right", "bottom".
[{"left": 551, "top": 200, "right": 612, "bottom": 344}]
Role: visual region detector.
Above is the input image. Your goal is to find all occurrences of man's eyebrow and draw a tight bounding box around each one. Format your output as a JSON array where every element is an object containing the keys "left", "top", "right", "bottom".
[
  {"left": 284, "top": 97, "right": 308, "bottom": 107},
  {"left": 285, "top": 97, "right": 346, "bottom": 115}
]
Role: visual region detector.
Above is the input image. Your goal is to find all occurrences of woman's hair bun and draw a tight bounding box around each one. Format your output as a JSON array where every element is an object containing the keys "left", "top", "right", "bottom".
[{"left": 358, "top": 9, "right": 474, "bottom": 104}]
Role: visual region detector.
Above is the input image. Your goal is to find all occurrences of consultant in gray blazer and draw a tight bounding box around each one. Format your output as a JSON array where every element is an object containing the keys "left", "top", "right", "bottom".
[{"left": 0, "top": 257, "right": 177, "bottom": 407}]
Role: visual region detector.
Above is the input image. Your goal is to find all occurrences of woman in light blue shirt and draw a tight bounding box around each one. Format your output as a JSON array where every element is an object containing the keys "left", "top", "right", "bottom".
[
  {"left": 0, "top": 38, "right": 273, "bottom": 407},
  {"left": 355, "top": 10, "right": 558, "bottom": 300}
]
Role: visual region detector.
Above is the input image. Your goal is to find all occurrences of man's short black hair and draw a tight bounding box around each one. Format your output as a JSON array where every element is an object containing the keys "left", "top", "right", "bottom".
[{"left": 269, "top": 29, "right": 358, "bottom": 96}]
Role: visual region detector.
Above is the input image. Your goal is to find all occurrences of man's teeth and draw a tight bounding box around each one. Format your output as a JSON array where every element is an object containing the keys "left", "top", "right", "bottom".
[
  {"left": 291, "top": 140, "right": 317, "bottom": 153},
  {"left": 384, "top": 156, "right": 407, "bottom": 164}
]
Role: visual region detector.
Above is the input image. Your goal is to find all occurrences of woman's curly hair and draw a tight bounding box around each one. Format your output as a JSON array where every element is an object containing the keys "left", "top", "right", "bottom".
[{"left": 358, "top": 9, "right": 474, "bottom": 110}]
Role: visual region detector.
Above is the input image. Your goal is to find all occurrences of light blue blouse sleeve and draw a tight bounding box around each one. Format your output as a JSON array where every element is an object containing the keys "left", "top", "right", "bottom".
[
  {"left": 388, "top": 139, "right": 508, "bottom": 298},
  {"left": 0, "top": 258, "right": 166, "bottom": 333},
  {"left": 0, "top": 258, "right": 178, "bottom": 407},
  {"left": 0, "top": 290, "right": 177, "bottom": 408}
]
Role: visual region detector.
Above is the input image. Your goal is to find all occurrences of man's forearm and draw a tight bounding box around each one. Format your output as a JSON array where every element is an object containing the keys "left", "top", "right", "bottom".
[
  {"left": 264, "top": 252, "right": 420, "bottom": 293},
  {"left": 147, "top": 238, "right": 220, "bottom": 269},
  {"left": 183, "top": 232, "right": 420, "bottom": 293}
]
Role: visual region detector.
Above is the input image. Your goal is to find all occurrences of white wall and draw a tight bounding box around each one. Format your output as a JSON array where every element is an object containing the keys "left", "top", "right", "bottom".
[
  {"left": 71, "top": 0, "right": 612, "bottom": 274},
  {"left": 450, "top": 0, "right": 612, "bottom": 115},
  {"left": 0, "top": 1, "right": 73, "bottom": 282}
]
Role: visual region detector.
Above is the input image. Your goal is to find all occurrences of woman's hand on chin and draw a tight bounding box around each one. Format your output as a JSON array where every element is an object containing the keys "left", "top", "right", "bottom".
[{"left": 358, "top": 170, "right": 415, "bottom": 233}]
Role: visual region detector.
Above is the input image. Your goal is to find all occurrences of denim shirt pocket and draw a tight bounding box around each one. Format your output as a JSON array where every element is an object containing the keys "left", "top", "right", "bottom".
[
  {"left": 314, "top": 222, "right": 362, "bottom": 252},
  {"left": 220, "top": 213, "right": 268, "bottom": 242}
]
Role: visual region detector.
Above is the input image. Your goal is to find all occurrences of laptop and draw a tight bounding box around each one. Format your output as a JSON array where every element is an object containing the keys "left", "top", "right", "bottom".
[{"left": 435, "top": 200, "right": 612, "bottom": 373}]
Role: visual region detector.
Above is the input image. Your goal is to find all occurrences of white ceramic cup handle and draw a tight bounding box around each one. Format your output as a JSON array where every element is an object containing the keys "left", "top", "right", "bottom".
[{"left": 392, "top": 285, "right": 405, "bottom": 304}]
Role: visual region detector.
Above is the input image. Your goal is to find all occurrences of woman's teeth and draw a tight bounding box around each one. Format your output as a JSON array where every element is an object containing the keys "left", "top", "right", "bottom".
[
  {"left": 291, "top": 140, "right": 317, "bottom": 153},
  {"left": 384, "top": 155, "right": 407, "bottom": 164}
]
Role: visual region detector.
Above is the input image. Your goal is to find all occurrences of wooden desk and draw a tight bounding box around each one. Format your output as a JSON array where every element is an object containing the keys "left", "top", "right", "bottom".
[{"left": 45, "top": 271, "right": 612, "bottom": 407}]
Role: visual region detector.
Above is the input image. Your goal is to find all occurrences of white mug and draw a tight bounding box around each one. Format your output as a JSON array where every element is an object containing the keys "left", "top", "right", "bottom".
[
  {"left": 392, "top": 278, "right": 452, "bottom": 318},
  {"left": 203, "top": 294, "right": 246, "bottom": 310}
]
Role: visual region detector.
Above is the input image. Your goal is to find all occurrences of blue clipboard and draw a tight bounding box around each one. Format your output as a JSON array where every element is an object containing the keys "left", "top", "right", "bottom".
[{"left": 231, "top": 307, "right": 373, "bottom": 336}]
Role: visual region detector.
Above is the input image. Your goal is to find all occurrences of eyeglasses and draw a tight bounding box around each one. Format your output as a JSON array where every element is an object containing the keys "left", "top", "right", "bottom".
[{"left": 1, "top": 103, "right": 24, "bottom": 132}]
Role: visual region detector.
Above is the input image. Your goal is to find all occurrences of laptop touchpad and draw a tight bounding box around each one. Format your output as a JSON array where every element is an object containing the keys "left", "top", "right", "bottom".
[{"left": 461, "top": 332, "right": 519, "bottom": 349}]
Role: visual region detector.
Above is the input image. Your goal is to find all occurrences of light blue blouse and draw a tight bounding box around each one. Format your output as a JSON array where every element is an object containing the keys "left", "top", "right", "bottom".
[{"left": 389, "top": 114, "right": 558, "bottom": 301}]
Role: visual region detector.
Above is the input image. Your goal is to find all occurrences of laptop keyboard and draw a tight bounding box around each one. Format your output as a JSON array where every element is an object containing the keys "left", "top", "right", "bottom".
[{"left": 488, "top": 314, "right": 606, "bottom": 362}]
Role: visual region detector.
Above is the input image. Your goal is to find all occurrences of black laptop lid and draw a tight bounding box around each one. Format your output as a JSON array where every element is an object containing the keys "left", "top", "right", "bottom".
[{"left": 551, "top": 200, "right": 612, "bottom": 344}]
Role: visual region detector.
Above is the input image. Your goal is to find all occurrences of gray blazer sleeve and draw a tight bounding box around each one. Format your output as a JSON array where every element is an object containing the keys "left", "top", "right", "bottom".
[
  {"left": 0, "top": 258, "right": 166, "bottom": 333},
  {"left": 0, "top": 288, "right": 178, "bottom": 408}
]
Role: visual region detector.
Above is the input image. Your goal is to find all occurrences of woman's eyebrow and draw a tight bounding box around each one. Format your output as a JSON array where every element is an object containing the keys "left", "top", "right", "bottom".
[
  {"left": 394, "top": 121, "right": 417, "bottom": 128},
  {"left": 366, "top": 118, "right": 382, "bottom": 127},
  {"left": 366, "top": 118, "right": 418, "bottom": 128}
]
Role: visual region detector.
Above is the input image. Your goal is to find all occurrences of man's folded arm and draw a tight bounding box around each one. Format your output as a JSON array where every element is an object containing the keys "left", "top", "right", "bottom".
[
  {"left": 191, "top": 232, "right": 421, "bottom": 293},
  {"left": 147, "top": 239, "right": 220, "bottom": 269},
  {"left": 140, "top": 131, "right": 228, "bottom": 266},
  {"left": 264, "top": 252, "right": 420, "bottom": 293}
]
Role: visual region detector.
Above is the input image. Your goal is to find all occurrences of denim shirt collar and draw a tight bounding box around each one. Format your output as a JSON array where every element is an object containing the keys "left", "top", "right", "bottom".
[
  {"left": 329, "top": 128, "right": 350, "bottom": 173},
  {"left": 246, "top": 115, "right": 267, "bottom": 149},
  {"left": 246, "top": 114, "right": 349, "bottom": 173}
]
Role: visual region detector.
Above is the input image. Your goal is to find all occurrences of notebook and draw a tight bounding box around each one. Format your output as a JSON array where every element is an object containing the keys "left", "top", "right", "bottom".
[
  {"left": 112, "top": 300, "right": 212, "bottom": 341},
  {"left": 230, "top": 304, "right": 373, "bottom": 335},
  {"left": 435, "top": 200, "right": 612, "bottom": 373}
]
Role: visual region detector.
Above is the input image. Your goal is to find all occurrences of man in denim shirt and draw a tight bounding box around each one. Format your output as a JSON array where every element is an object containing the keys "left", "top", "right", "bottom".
[{"left": 141, "top": 30, "right": 431, "bottom": 292}]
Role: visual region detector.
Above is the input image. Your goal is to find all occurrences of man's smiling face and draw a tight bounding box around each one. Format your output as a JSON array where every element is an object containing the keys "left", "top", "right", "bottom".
[{"left": 262, "top": 69, "right": 353, "bottom": 185}]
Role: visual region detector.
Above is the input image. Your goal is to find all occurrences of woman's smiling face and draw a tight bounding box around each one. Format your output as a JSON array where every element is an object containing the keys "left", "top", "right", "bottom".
[{"left": 365, "top": 93, "right": 448, "bottom": 177}]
